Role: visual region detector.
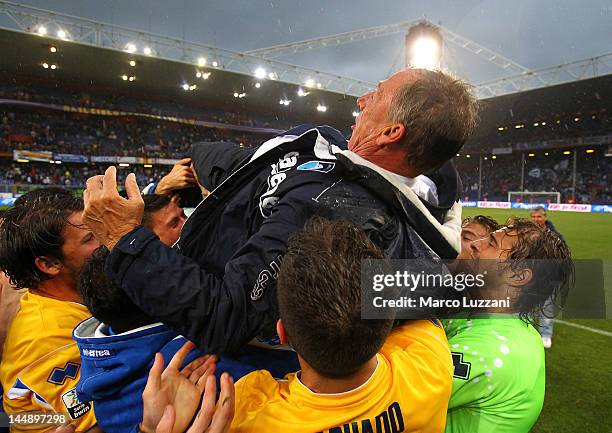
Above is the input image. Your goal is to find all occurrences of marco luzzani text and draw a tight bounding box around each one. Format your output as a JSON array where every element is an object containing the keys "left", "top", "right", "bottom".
[{"left": 371, "top": 271, "right": 511, "bottom": 309}]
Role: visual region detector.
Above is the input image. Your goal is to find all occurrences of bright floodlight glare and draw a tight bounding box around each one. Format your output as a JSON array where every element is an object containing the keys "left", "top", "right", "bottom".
[
  {"left": 202, "top": 72, "right": 211, "bottom": 79},
  {"left": 182, "top": 83, "right": 190, "bottom": 91},
  {"left": 254, "top": 67, "right": 267, "bottom": 79},
  {"left": 143, "top": 46, "right": 152, "bottom": 56},
  {"left": 57, "top": 29, "right": 66, "bottom": 39},
  {"left": 37, "top": 26, "right": 47, "bottom": 36},
  {"left": 316, "top": 83, "right": 322, "bottom": 89},
  {"left": 198, "top": 57, "right": 207, "bottom": 66},
  {"left": 305, "top": 78, "right": 315, "bottom": 88},
  {"left": 409, "top": 37, "right": 440, "bottom": 70},
  {"left": 125, "top": 43, "right": 137, "bottom": 53},
  {"left": 122, "top": 74, "right": 128, "bottom": 81},
  {"left": 212, "top": 61, "right": 218, "bottom": 67},
  {"left": 49, "top": 46, "right": 57, "bottom": 53},
  {"left": 316, "top": 104, "right": 327, "bottom": 113},
  {"left": 279, "top": 99, "right": 291, "bottom": 106},
  {"left": 128, "top": 76, "right": 136, "bottom": 82},
  {"left": 189, "top": 84, "right": 197, "bottom": 90},
  {"left": 50, "top": 64, "right": 57, "bottom": 70},
  {"left": 42, "top": 63, "right": 49, "bottom": 69},
  {"left": 196, "top": 71, "right": 202, "bottom": 78},
  {"left": 297, "top": 88, "right": 309, "bottom": 97},
  {"left": 255, "top": 82, "right": 261, "bottom": 88},
  {"left": 129, "top": 60, "right": 136, "bottom": 67},
  {"left": 233, "top": 92, "right": 239, "bottom": 98},
  {"left": 238, "top": 93, "right": 246, "bottom": 98},
  {"left": 268, "top": 72, "right": 277, "bottom": 80}
]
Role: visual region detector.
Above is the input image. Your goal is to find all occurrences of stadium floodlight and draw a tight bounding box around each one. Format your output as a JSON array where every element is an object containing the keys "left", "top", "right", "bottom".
[
  {"left": 352, "top": 111, "right": 359, "bottom": 117},
  {"left": 202, "top": 72, "right": 211, "bottom": 79},
  {"left": 125, "top": 43, "right": 137, "bottom": 53},
  {"left": 143, "top": 46, "right": 153, "bottom": 56},
  {"left": 304, "top": 78, "right": 315, "bottom": 88},
  {"left": 316, "top": 104, "right": 327, "bottom": 112},
  {"left": 268, "top": 72, "right": 278, "bottom": 80},
  {"left": 255, "top": 82, "right": 261, "bottom": 88},
  {"left": 254, "top": 67, "right": 267, "bottom": 79},
  {"left": 50, "top": 64, "right": 57, "bottom": 70},
  {"left": 545, "top": 152, "right": 549, "bottom": 156},
  {"left": 466, "top": 154, "right": 471, "bottom": 158},
  {"left": 279, "top": 99, "right": 291, "bottom": 106},
  {"left": 212, "top": 61, "right": 219, "bottom": 67},
  {"left": 182, "top": 83, "right": 190, "bottom": 91},
  {"left": 491, "top": 155, "right": 497, "bottom": 160},
  {"left": 57, "top": 29, "right": 67, "bottom": 39},
  {"left": 238, "top": 93, "right": 246, "bottom": 98},
  {"left": 128, "top": 76, "right": 136, "bottom": 82},
  {"left": 189, "top": 84, "right": 197, "bottom": 90},
  {"left": 233, "top": 92, "right": 239, "bottom": 98},
  {"left": 297, "top": 88, "right": 309, "bottom": 97},
  {"left": 196, "top": 71, "right": 202, "bottom": 78},
  {"left": 36, "top": 25, "right": 47, "bottom": 36},
  {"left": 49, "top": 45, "right": 57, "bottom": 53},
  {"left": 317, "top": 83, "right": 322, "bottom": 89},
  {"left": 121, "top": 74, "right": 128, "bottom": 81},
  {"left": 197, "top": 57, "right": 207, "bottom": 66},
  {"left": 405, "top": 22, "right": 443, "bottom": 70},
  {"left": 42, "top": 62, "right": 49, "bottom": 69},
  {"left": 129, "top": 60, "right": 136, "bottom": 67}
]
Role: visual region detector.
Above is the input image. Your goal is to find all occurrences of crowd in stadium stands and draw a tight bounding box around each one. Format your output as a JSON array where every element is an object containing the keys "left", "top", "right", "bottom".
[
  {"left": 1, "top": 108, "right": 269, "bottom": 158},
  {"left": 0, "top": 85, "right": 293, "bottom": 130},
  {"left": 458, "top": 151, "right": 611, "bottom": 204},
  {"left": 0, "top": 160, "right": 169, "bottom": 190}
]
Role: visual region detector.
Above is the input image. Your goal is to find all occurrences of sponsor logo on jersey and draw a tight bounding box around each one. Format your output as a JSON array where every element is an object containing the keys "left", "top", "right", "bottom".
[
  {"left": 47, "top": 362, "right": 80, "bottom": 386},
  {"left": 251, "top": 255, "right": 283, "bottom": 301},
  {"left": 297, "top": 160, "right": 336, "bottom": 173},
  {"left": 259, "top": 151, "right": 299, "bottom": 218},
  {"left": 62, "top": 388, "right": 92, "bottom": 419},
  {"left": 451, "top": 352, "right": 472, "bottom": 380},
  {"left": 81, "top": 348, "right": 114, "bottom": 359}
]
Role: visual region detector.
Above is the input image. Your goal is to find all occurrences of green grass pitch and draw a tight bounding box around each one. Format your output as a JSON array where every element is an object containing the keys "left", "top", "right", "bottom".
[{"left": 462, "top": 208, "right": 612, "bottom": 433}]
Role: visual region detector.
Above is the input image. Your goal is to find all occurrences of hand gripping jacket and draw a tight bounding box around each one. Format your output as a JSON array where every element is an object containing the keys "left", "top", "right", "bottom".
[{"left": 105, "top": 125, "right": 463, "bottom": 354}]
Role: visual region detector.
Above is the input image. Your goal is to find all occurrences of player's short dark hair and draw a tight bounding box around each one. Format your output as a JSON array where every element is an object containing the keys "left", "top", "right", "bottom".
[
  {"left": 78, "top": 246, "right": 152, "bottom": 333},
  {"left": 0, "top": 190, "right": 83, "bottom": 289},
  {"left": 462, "top": 215, "right": 500, "bottom": 234},
  {"left": 389, "top": 69, "right": 479, "bottom": 173},
  {"left": 277, "top": 217, "right": 393, "bottom": 378},
  {"left": 142, "top": 194, "right": 171, "bottom": 229},
  {"left": 13, "top": 187, "right": 73, "bottom": 208},
  {"left": 503, "top": 218, "right": 574, "bottom": 321}
]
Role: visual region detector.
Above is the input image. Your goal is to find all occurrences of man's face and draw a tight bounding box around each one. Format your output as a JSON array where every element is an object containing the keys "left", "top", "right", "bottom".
[
  {"left": 148, "top": 202, "right": 187, "bottom": 246},
  {"left": 60, "top": 211, "right": 101, "bottom": 285},
  {"left": 457, "top": 222, "right": 490, "bottom": 260},
  {"left": 348, "top": 69, "right": 418, "bottom": 154},
  {"left": 530, "top": 211, "right": 547, "bottom": 228},
  {"left": 470, "top": 228, "right": 517, "bottom": 261}
]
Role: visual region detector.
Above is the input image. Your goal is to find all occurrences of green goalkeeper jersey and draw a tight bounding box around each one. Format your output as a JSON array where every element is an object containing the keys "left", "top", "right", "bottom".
[{"left": 443, "top": 314, "right": 545, "bottom": 433}]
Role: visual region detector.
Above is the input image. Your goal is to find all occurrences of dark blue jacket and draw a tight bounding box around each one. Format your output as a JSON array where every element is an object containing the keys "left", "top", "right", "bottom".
[{"left": 106, "top": 126, "right": 463, "bottom": 354}]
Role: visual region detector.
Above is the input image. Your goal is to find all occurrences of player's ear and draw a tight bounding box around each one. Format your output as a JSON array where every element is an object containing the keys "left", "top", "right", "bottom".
[
  {"left": 35, "top": 256, "right": 62, "bottom": 277},
  {"left": 276, "top": 319, "right": 288, "bottom": 345},
  {"left": 509, "top": 268, "right": 533, "bottom": 287}
]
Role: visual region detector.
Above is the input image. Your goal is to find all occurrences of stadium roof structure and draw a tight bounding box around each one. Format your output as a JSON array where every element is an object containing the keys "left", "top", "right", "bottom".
[{"left": 0, "top": 27, "right": 359, "bottom": 132}]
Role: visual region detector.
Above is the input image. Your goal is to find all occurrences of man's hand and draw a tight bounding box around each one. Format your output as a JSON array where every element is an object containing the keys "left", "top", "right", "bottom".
[
  {"left": 155, "top": 373, "right": 235, "bottom": 433},
  {"left": 83, "top": 166, "right": 144, "bottom": 250},
  {"left": 141, "top": 342, "right": 219, "bottom": 433},
  {"left": 156, "top": 158, "right": 198, "bottom": 196}
]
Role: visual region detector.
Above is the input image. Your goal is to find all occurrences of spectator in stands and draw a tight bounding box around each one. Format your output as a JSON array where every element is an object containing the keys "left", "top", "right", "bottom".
[
  {"left": 83, "top": 68, "right": 478, "bottom": 356},
  {"left": 445, "top": 219, "right": 573, "bottom": 433},
  {"left": 141, "top": 217, "right": 453, "bottom": 433},
  {"left": 0, "top": 190, "right": 100, "bottom": 432},
  {"left": 530, "top": 206, "right": 565, "bottom": 348},
  {"left": 142, "top": 194, "right": 187, "bottom": 246}
]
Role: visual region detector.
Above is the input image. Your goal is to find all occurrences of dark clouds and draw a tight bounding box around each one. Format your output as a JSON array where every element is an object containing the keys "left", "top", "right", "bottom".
[{"left": 23, "top": 0, "right": 612, "bottom": 85}]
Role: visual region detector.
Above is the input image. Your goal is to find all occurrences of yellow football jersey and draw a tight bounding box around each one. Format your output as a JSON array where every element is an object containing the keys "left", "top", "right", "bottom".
[
  {"left": 0, "top": 290, "right": 96, "bottom": 432},
  {"left": 232, "top": 320, "right": 453, "bottom": 433}
]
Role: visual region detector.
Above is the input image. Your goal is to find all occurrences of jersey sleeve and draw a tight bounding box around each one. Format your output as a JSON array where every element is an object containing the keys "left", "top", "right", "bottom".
[{"left": 8, "top": 338, "right": 96, "bottom": 432}]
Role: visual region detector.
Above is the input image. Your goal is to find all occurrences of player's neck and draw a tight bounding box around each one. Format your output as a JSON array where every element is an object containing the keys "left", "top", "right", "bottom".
[
  {"left": 34, "top": 278, "right": 83, "bottom": 304},
  {"left": 298, "top": 355, "right": 378, "bottom": 394}
]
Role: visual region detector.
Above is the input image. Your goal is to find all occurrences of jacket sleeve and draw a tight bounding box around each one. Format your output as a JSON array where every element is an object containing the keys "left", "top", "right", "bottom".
[
  {"left": 190, "top": 141, "right": 255, "bottom": 191},
  {"left": 105, "top": 191, "right": 317, "bottom": 355}
]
